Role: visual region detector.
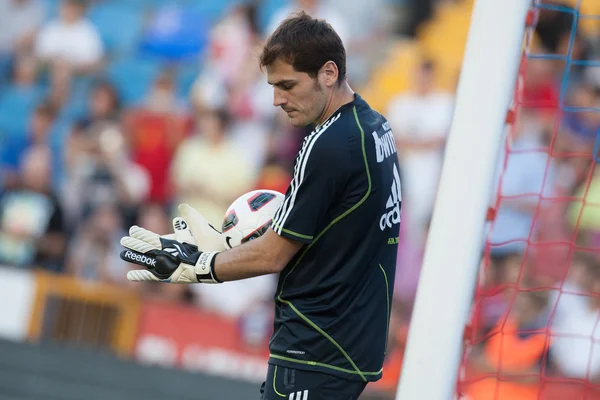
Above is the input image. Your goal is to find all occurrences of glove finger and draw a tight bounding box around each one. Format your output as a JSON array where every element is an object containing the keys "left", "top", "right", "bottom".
[
  {"left": 128, "top": 225, "right": 161, "bottom": 249},
  {"left": 127, "top": 269, "right": 160, "bottom": 282},
  {"left": 120, "top": 249, "right": 158, "bottom": 270},
  {"left": 173, "top": 217, "right": 195, "bottom": 245},
  {"left": 121, "top": 236, "right": 159, "bottom": 254},
  {"left": 178, "top": 203, "right": 225, "bottom": 251}
]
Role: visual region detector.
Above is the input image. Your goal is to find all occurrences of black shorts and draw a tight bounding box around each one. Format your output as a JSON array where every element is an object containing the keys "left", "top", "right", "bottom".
[{"left": 259, "top": 364, "right": 367, "bottom": 400}]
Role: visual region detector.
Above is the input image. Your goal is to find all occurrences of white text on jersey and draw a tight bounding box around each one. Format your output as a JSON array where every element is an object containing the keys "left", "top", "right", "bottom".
[{"left": 373, "top": 122, "right": 397, "bottom": 163}]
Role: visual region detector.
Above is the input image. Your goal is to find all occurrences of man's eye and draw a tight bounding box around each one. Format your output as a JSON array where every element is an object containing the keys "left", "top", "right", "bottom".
[{"left": 282, "top": 84, "right": 294, "bottom": 91}]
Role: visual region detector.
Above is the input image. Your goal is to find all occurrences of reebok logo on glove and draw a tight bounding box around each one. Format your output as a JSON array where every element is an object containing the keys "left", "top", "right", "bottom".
[{"left": 123, "top": 251, "right": 156, "bottom": 267}]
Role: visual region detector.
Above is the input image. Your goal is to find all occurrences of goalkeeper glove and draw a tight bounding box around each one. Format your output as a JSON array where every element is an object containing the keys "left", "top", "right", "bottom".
[
  {"left": 177, "top": 203, "right": 224, "bottom": 252},
  {"left": 121, "top": 204, "right": 224, "bottom": 283}
]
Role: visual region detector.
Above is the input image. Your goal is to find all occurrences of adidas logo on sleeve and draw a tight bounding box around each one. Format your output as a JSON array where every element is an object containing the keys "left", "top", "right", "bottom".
[{"left": 379, "top": 164, "right": 402, "bottom": 230}]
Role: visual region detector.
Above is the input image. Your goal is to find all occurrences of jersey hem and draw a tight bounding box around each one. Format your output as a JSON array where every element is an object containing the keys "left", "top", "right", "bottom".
[{"left": 268, "top": 354, "right": 382, "bottom": 383}]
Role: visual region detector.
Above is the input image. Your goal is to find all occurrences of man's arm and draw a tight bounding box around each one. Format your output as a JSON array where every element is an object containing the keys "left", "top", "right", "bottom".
[{"left": 213, "top": 228, "right": 303, "bottom": 282}]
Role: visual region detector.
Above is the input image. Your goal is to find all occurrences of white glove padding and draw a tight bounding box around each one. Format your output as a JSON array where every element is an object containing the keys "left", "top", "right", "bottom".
[
  {"left": 121, "top": 216, "right": 220, "bottom": 284},
  {"left": 178, "top": 203, "right": 225, "bottom": 252}
]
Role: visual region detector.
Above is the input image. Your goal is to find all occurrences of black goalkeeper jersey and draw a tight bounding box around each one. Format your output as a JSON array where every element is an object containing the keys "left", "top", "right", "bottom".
[{"left": 269, "top": 93, "right": 401, "bottom": 382}]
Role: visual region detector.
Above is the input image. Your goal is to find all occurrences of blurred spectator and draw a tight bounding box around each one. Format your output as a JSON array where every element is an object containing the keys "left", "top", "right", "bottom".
[
  {"left": 84, "top": 79, "right": 122, "bottom": 124},
  {"left": 190, "top": 3, "right": 260, "bottom": 112},
  {"left": 63, "top": 119, "right": 150, "bottom": 228},
  {"left": 0, "top": 147, "right": 66, "bottom": 271},
  {"left": 0, "top": 54, "right": 45, "bottom": 137},
  {"left": 558, "top": 83, "right": 600, "bottom": 154},
  {"left": 35, "top": 0, "right": 104, "bottom": 73},
  {"left": 1, "top": 101, "right": 57, "bottom": 189},
  {"left": 567, "top": 166, "right": 600, "bottom": 247},
  {"left": 535, "top": 2, "right": 592, "bottom": 80},
  {"left": 476, "top": 251, "right": 530, "bottom": 333},
  {"left": 144, "top": 70, "right": 187, "bottom": 115},
  {"left": 123, "top": 108, "right": 189, "bottom": 205},
  {"left": 190, "top": 3, "right": 277, "bottom": 175},
  {"left": 8, "top": 54, "right": 40, "bottom": 92},
  {"left": 65, "top": 201, "right": 126, "bottom": 282},
  {"left": 466, "top": 288, "right": 549, "bottom": 399},
  {"left": 0, "top": 0, "right": 46, "bottom": 58},
  {"left": 487, "top": 108, "right": 556, "bottom": 256},
  {"left": 521, "top": 56, "right": 560, "bottom": 126},
  {"left": 63, "top": 80, "right": 123, "bottom": 182},
  {"left": 549, "top": 253, "right": 600, "bottom": 381},
  {"left": 170, "top": 108, "right": 254, "bottom": 227},
  {"left": 46, "top": 61, "right": 73, "bottom": 110},
  {"left": 386, "top": 60, "right": 453, "bottom": 241},
  {"left": 227, "top": 51, "right": 277, "bottom": 175}
]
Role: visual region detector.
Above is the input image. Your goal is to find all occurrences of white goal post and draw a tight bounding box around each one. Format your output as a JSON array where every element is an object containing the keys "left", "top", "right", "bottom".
[{"left": 395, "top": 1, "right": 532, "bottom": 399}]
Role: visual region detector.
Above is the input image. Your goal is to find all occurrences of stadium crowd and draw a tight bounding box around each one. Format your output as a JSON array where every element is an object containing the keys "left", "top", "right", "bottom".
[{"left": 2, "top": 0, "right": 600, "bottom": 398}]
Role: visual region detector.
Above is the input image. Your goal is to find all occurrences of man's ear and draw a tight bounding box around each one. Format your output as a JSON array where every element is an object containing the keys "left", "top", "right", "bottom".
[{"left": 320, "top": 61, "right": 339, "bottom": 87}]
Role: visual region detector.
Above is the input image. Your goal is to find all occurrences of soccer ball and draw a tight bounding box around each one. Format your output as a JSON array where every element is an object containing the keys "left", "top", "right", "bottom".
[{"left": 221, "top": 189, "right": 285, "bottom": 249}]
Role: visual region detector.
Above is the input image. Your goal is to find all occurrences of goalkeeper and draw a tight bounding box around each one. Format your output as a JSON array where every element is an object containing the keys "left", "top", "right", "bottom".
[{"left": 121, "top": 11, "right": 401, "bottom": 400}]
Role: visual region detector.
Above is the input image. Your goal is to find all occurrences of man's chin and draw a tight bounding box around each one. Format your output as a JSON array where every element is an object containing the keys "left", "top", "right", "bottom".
[{"left": 288, "top": 116, "right": 311, "bottom": 128}]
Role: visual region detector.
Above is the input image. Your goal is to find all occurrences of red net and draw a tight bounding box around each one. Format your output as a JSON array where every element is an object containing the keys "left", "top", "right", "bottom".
[{"left": 460, "top": 1, "right": 600, "bottom": 399}]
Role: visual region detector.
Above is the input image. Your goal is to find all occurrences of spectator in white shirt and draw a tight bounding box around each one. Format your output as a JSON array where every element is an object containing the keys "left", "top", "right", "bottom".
[
  {"left": 549, "top": 253, "right": 600, "bottom": 381},
  {"left": 386, "top": 60, "right": 454, "bottom": 241},
  {"left": 487, "top": 109, "right": 555, "bottom": 256},
  {"left": 35, "top": 0, "right": 103, "bottom": 73}
]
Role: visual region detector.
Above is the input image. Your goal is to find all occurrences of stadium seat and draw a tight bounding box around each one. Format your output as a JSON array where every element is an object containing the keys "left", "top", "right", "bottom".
[
  {"left": 138, "top": 4, "right": 209, "bottom": 62},
  {"left": 88, "top": 2, "right": 145, "bottom": 56},
  {"left": 105, "top": 57, "right": 162, "bottom": 106},
  {"left": 0, "top": 86, "right": 44, "bottom": 137}
]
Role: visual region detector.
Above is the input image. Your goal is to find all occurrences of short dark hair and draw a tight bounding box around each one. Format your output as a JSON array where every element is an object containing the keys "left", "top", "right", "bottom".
[{"left": 260, "top": 11, "right": 346, "bottom": 84}]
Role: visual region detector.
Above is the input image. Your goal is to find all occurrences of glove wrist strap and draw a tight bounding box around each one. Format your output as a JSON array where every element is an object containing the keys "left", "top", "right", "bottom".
[{"left": 195, "top": 251, "right": 221, "bottom": 284}]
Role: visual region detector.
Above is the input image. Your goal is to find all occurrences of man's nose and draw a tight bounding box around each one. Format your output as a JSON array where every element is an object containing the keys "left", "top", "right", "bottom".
[{"left": 273, "top": 87, "right": 287, "bottom": 108}]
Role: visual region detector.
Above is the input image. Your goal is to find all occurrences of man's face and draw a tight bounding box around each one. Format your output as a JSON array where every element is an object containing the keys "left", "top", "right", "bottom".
[{"left": 266, "top": 59, "right": 328, "bottom": 127}]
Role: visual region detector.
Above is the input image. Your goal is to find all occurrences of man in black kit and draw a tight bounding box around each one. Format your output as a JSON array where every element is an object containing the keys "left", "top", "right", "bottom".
[{"left": 120, "top": 11, "right": 402, "bottom": 400}]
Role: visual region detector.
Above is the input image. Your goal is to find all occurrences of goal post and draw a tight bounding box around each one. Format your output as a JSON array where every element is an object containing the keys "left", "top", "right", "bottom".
[{"left": 395, "top": 1, "right": 532, "bottom": 399}]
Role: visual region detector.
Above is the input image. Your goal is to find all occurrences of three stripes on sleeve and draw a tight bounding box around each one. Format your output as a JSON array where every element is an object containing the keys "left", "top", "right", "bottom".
[{"left": 288, "top": 390, "right": 309, "bottom": 399}]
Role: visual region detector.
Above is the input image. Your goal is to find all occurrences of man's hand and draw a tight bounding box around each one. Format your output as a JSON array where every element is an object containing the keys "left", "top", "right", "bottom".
[
  {"left": 120, "top": 219, "right": 221, "bottom": 284},
  {"left": 120, "top": 204, "right": 225, "bottom": 284}
]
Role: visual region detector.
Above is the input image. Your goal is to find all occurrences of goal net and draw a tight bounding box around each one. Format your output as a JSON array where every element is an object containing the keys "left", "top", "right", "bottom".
[
  {"left": 396, "top": 0, "right": 600, "bottom": 399},
  {"left": 462, "top": 0, "right": 600, "bottom": 399}
]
